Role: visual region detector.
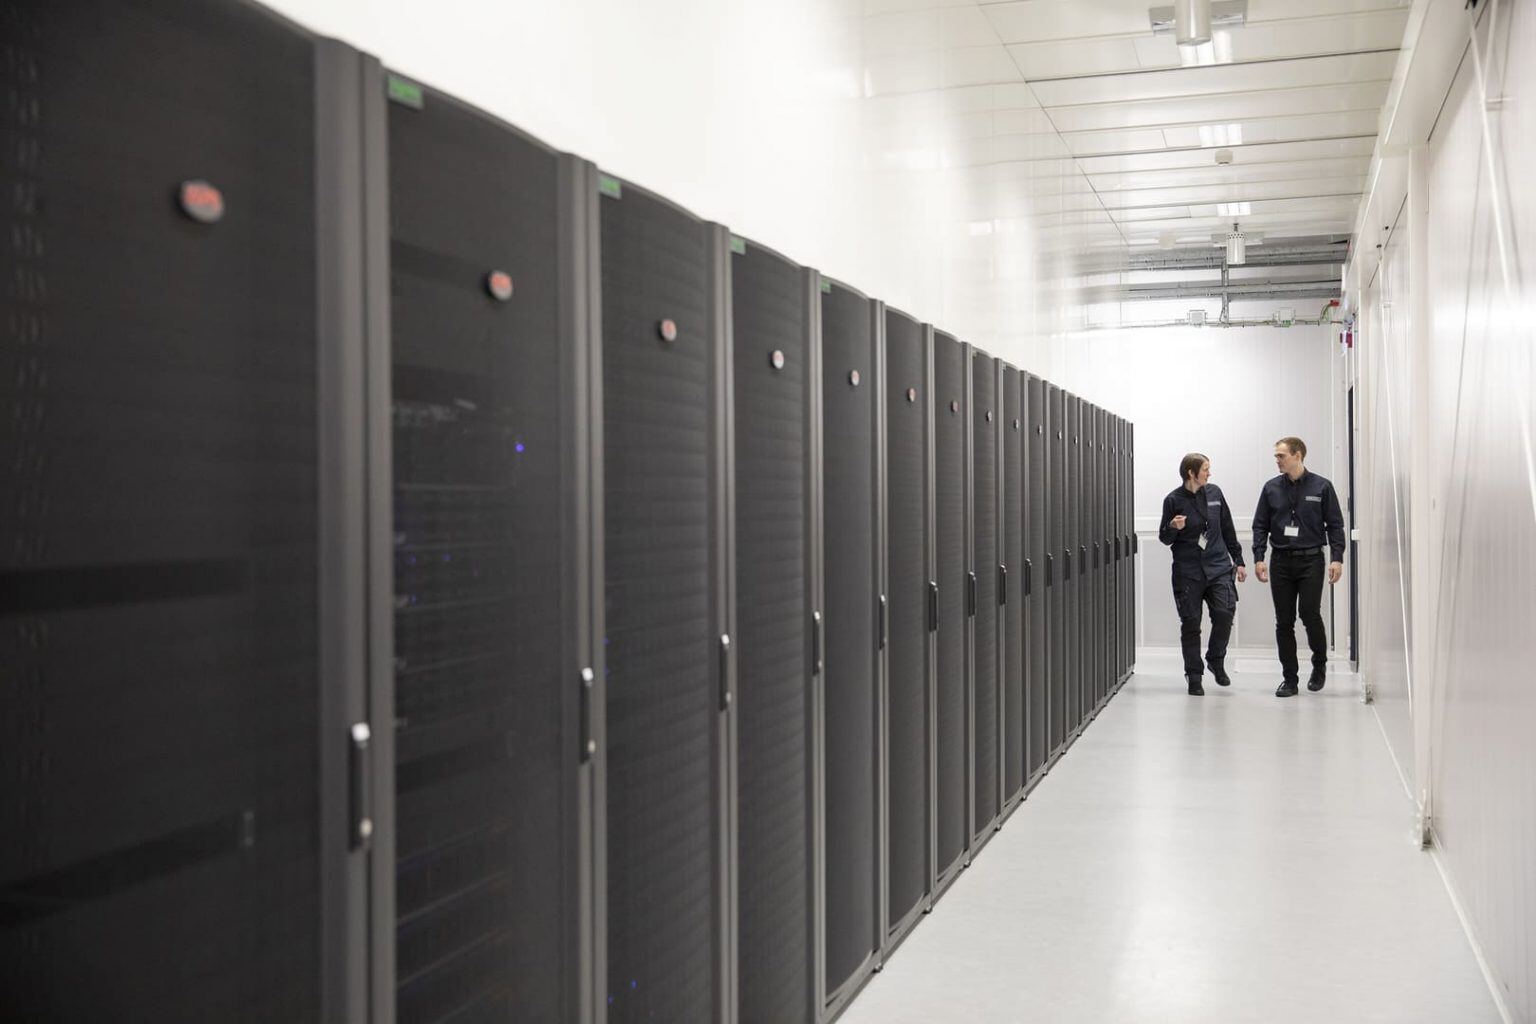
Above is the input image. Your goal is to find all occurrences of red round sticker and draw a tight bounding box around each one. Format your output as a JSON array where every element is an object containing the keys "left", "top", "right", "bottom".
[
  {"left": 178, "top": 180, "right": 224, "bottom": 224},
  {"left": 486, "top": 270, "right": 514, "bottom": 301},
  {"left": 658, "top": 318, "right": 678, "bottom": 343}
]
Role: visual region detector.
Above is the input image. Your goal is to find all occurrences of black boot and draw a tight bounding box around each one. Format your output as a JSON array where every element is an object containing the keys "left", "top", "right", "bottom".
[
  {"left": 1207, "top": 659, "right": 1232, "bottom": 687},
  {"left": 1307, "top": 668, "right": 1326, "bottom": 692},
  {"left": 1187, "top": 674, "right": 1205, "bottom": 696},
  {"left": 1276, "top": 679, "right": 1299, "bottom": 698}
]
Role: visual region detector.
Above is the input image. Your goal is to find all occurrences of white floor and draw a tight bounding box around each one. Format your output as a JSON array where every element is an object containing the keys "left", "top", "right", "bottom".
[{"left": 840, "top": 652, "right": 1501, "bottom": 1024}]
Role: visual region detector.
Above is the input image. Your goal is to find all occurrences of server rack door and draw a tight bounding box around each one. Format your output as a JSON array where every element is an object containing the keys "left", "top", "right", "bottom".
[
  {"left": 731, "top": 242, "right": 815, "bottom": 1024},
  {"left": 881, "top": 310, "right": 931, "bottom": 941},
  {"left": 820, "top": 282, "right": 880, "bottom": 1004},
  {"left": 1002, "top": 368, "right": 1025, "bottom": 804},
  {"left": 1118, "top": 416, "right": 1128, "bottom": 680},
  {"left": 1129, "top": 423, "right": 1137, "bottom": 674},
  {"left": 1125, "top": 417, "right": 1134, "bottom": 679},
  {"left": 388, "top": 82, "right": 604, "bottom": 1024},
  {"left": 1024, "top": 376, "right": 1048, "bottom": 781},
  {"left": 600, "top": 183, "right": 729, "bottom": 1022},
  {"left": 1095, "top": 408, "right": 1108, "bottom": 707},
  {"left": 0, "top": 2, "right": 350, "bottom": 1018},
  {"left": 1045, "top": 385, "right": 1066, "bottom": 757},
  {"left": 1101, "top": 409, "right": 1112, "bottom": 699},
  {"left": 1104, "top": 410, "right": 1117, "bottom": 697},
  {"left": 1064, "top": 394, "right": 1081, "bottom": 737},
  {"left": 969, "top": 351, "right": 1000, "bottom": 839},
  {"left": 931, "top": 332, "right": 968, "bottom": 881},
  {"left": 1087, "top": 405, "right": 1101, "bottom": 711}
]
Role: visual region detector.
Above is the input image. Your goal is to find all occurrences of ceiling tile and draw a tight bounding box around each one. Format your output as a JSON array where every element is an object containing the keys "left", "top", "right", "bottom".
[
  {"left": 1096, "top": 176, "right": 1367, "bottom": 210},
  {"left": 864, "top": 9, "right": 942, "bottom": 57},
  {"left": 1029, "top": 51, "right": 1400, "bottom": 107},
  {"left": 1045, "top": 81, "right": 1391, "bottom": 133},
  {"left": 942, "top": 44, "right": 1024, "bottom": 87},
  {"left": 1006, "top": 37, "right": 1145, "bottom": 78},
  {"left": 941, "top": 5, "right": 1001, "bottom": 47},
  {"left": 1088, "top": 156, "right": 1373, "bottom": 191},
  {"left": 1131, "top": 10, "right": 1410, "bottom": 66},
  {"left": 983, "top": 0, "right": 1153, "bottom": 44},
  {"left": 1074, "top": 136, "right": 1378, "bottom": 174},
  {"left": 1157, "top": 109, "right": 1380, "bottom": 148},
  {"left": 864, "top": 49, "right": 943, "bottom": 95},
  {"left": 1062, "top": 127, "right": 1173, "bottom": 156}
]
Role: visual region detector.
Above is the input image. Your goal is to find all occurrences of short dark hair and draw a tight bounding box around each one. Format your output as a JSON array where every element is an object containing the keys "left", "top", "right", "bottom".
[
  {"left": 1275, "top": 436, "right": 1307, "bottom": 459},
  {"left": 1179, "top": 452, "right": 1209, "bottom": 482}
]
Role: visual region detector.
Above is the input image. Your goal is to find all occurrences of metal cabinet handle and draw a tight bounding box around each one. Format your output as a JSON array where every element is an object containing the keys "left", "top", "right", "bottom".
[
  {"left": 349, "top": 722, "right": 372, "bottom": 850},
  {"left": 579, "top": 667, "right": 596, "bottom": 762},
  {"left": 928, "top": 580, "right": 940, "bottom": 631},
  {"left": 967, "top": 571, "right": 978, "bottom": 617},
  {"left": 719, "top": 634, "right": 733, "bottom": 710},
  {"left": 812, "top": 611, "right": 824, "bottom": 676},
  {"left": 878, "top": 595, "right": 888, "bottom": 651},
  {"left": 999, "top": 564, "right": 1008, "bottom": 606}
]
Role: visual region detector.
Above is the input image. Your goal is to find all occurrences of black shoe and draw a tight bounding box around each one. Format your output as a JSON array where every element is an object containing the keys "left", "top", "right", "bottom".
[
  {"left": 1307, "top": 670, "right": 1325, "bottom": 692},
  {"left": 1207, "top": 660, "right": 1232, "bottom": 687},
  {"left": 1186, "top": 674, "right": 1205, "bottom": 696},
  {"left": 1276, "top": 680, "right": 1299, "bottom": 698}
]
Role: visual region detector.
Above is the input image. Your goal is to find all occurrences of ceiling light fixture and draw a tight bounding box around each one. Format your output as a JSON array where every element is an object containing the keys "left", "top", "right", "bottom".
[
  {"left": 1198, "top": 123, "right": 1243, "bottom": 148},
  {"left": 1216, "top": 202, "right": 1252, "bottom": 217}
]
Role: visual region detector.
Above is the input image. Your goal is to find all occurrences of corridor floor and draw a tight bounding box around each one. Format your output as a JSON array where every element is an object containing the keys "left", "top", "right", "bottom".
[{"left": 839, "top": 653, "right": 1501, "bottom": 1024}]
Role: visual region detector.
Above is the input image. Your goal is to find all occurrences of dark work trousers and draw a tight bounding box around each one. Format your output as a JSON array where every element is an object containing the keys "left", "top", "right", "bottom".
[
  {"left": 1269, "top": 549, "right": 1328, "bottom": 681},
  {"left": 1173, "top": 572, "right": 1237, "bottom": 678}
]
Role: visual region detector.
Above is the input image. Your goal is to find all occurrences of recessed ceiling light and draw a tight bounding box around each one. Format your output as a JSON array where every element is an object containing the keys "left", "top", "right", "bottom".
[
  {"left": 1216, "top": 202, "right": 1252, "bottom": 216},
  {"left": 1198, "top": 123, "right": 1243, "bottom": 148}
]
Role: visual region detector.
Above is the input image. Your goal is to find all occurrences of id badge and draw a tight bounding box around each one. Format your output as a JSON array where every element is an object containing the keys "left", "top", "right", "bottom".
[
  {"left": 1284, "top": 525, "right": 1301, "bottom": 538},
  {"left": 1197, "top": 533, "right": 1208, "bottom": 550}
]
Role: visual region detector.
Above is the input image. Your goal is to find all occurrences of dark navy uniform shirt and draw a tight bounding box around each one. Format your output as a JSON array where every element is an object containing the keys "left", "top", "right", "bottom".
[
  {"left": 1252, "top": 469, "right": 1346, "bottom": 563},
  {"left": 1159, "top": 482, "right": 1244, "bottom": 581}
]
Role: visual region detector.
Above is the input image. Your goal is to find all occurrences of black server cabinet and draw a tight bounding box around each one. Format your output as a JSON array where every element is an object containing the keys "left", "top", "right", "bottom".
[
  {"left": 1106, "top": 413, "right": 1119, "bottom": 692},
  {"left": 1129, "top": 422, "right": 1137, "bottom": 678},
  {"left": 1096, "top": 407, "right": 1109, "bottom": 707},
  {"left": 1001, "top": 367, "right": 1025, "bottom": 807},
  {"left": 969, "top": 350, "right": 1001, "bottom": 842},
  {"left": 388, "top": 80, "right": 603, "bottom": 1024},
  {"left": 1024, "top": 375, "right": 1048, "bottom": 782},
  {"left": 932, "top": 331, "right": 968, "bottom": 887},
  {"left": 1045, "top": 385, "right": 1066, "bottom": 758},
  {"left": 819, "top": 279, "right": 882, "bottom": 1013},
  {"left": 1064, "top": 393, "right": 1082, "bottom": 739},
  {"left": 1086, "top": 404, "right": 1101, "bottom": 713},
  {"left": 0, "top": 5, "right": 373, "bottom": 1019},
  {"left": 881, "top": 309, "right": 932, "bottom": 950},
  {"left": 731, "top": 240, "right": 817, "bottom": 1024},
  {"left": 599, "top": 181, "right": 734, "bottom": 1023}
]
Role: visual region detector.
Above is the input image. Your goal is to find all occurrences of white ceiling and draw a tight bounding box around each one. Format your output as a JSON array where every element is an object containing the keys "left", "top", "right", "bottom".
[{"left": 860, "top": 0, "right": 1412, "bottom": 247}]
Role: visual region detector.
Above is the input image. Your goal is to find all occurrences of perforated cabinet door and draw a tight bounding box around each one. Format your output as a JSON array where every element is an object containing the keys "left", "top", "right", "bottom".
[
  {"left": 931, "top": 332, "right": 967, "bottom": 879},
  {"left": 600, "top": 185, "right": 724, "bottom": 1023},
  {"left": 1002, "top": 368, "right": 1024, "bottom": 802},
  {"left": 388, "top": 85, "right": 586, "bottom": 1023},
  {"left": 1046, "top": 385, "right": 1066, "bottom": 756},
  {"left": 820, "top": 282, "right": 880, "bottom": 1003},
  {"left": 881, "top": 310, "right": 930, "bottom": 936},
  {"left": 732, "top": 243, "right": 814, "bottom": 1024},
  {"left": 970, "top": 352, "right": 1000, "bottom": 838},
  {"left": 1026, "top": 376, "right": 1048, "bottom": 778},
  {"left": 0, "top": 2, "right": 332, "bottom": 1019}
]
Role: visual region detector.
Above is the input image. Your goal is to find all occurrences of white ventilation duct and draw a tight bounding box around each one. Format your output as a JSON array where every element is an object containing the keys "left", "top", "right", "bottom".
[{"left": 1174, "top": 0, "right": 1212, "bottom": 45}]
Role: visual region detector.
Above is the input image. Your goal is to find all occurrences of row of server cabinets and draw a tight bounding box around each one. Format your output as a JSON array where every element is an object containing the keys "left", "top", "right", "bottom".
[{"left": 0, "top": 2, "right": 1137, "bottom": 1021}]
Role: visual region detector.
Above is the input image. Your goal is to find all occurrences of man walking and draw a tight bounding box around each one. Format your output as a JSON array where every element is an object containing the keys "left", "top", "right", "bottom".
[
  {"left": 1159, "top": 453, "right": 1246, "bottom": 696},
  {"left": 1252, "top": 437, "right": 1346, "bottom": 697}
]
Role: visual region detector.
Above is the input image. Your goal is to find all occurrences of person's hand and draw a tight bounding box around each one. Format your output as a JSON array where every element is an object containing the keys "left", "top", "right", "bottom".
[
  {"left": 1235, "top": 565, "right": 1247, "bottom": 583},
  {"left": 1170, "top": 514, "right": 1187, "bottom": 531},
  {"left": 1255, "top": 562, "right": 1269, "bottom": 583},
  {"left": 1328, "top": 561, "right": 1343, "bottom": 584}
]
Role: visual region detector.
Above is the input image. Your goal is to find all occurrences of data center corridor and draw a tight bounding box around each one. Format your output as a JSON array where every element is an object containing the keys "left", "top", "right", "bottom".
[{"left": 840, "top": 655, "right": 1500, "bottom": 1024}]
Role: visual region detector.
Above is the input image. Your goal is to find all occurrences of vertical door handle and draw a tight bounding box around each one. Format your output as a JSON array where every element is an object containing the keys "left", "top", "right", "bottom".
[
  {"left": 719, "top": 634, "right": 733, "bottom": 710},
  {"left": 1045, "top": 553, "right": 1053, "bottom": 587},
  {"left": 1079, "top": 545, "right": 1087, "bottom": 574},
  {"left": 928, "top": 580, "right": 940, "bottom": 631},
  {"left": 811, "top": 611, "right": 824, "bottom": 676},
  {"left": 1024, "top": 558, "right": 1033, "bottom": 596},
  {"left": 1063, "top": 550, "right": 1071, "bottom": 579},
  {"left": 579, "top": 667, "right": 596, "bottom": 763},
  {"left": 999, "top": 564, "right": 1008, "bottom": 605},
  {"left": 967, "top": 571, "right": 977, "bottom": 617},
  {"left": 878, "top": 594, "right": 888, "bottom": 651},
  {"left": 1094, "top": 542, "right": 1100, "bottom": 570},
  {"left": 349, "top": 722, "right": 372, "bottom": 851}
]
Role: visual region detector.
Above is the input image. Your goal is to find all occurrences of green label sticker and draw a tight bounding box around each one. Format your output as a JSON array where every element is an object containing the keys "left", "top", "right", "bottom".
[
  {"left": 729, "top": 236, "right": 747, "bottom": 256},
  {"left": 386, "top": 75, "right": 424, "bottom": 110},
  {"left": 598, "top": 174, "right": 623, "bottom": 199},
  {"left": 820, "top": 280, "right": 832, "bottom": 294}
]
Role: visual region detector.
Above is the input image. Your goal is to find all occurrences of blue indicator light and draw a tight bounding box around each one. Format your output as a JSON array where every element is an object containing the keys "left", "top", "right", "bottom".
[{"left": 515, "top": 442, "right": 525, "bottom": 453}]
